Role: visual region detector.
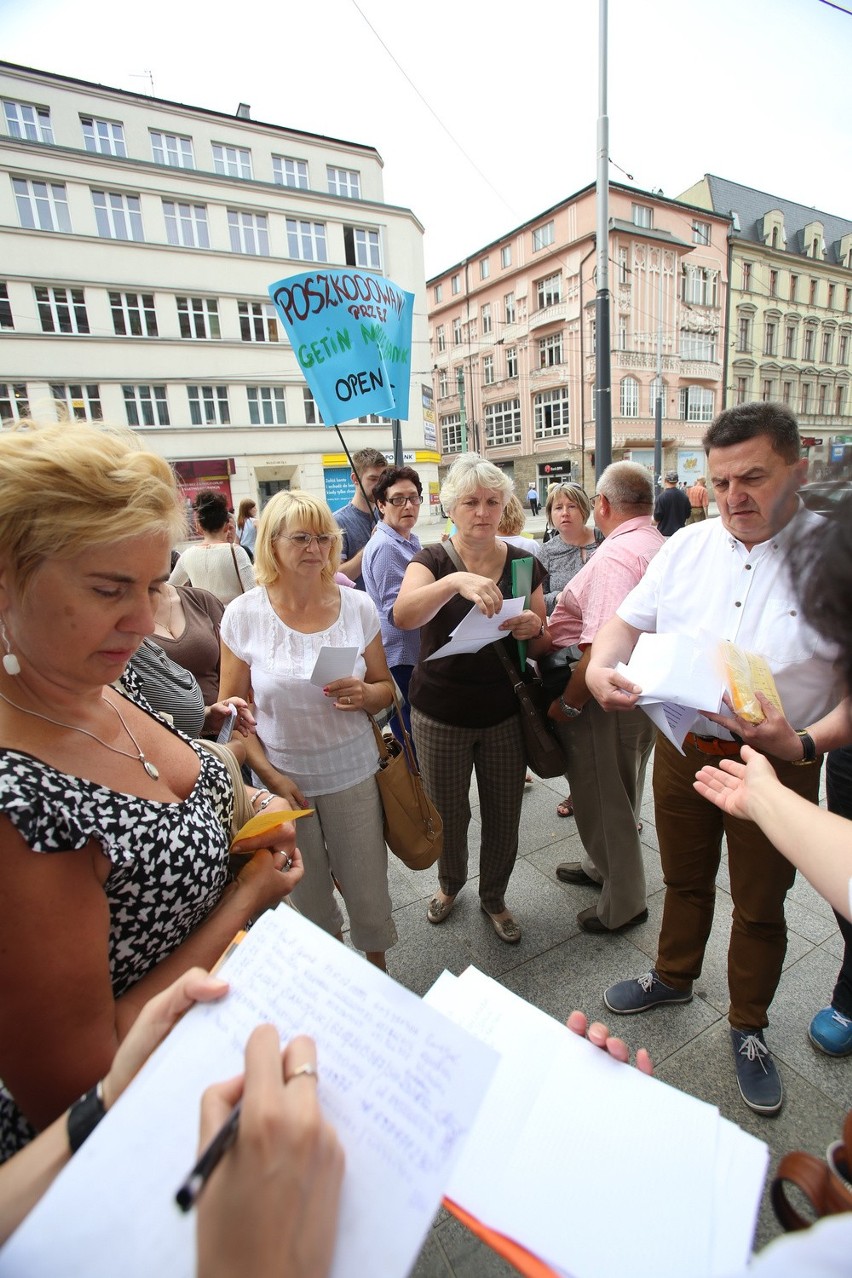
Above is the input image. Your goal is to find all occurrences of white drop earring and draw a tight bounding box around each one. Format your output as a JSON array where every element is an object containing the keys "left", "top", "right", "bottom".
[{"left": 1, "top": 620, "right": 21, "bottom": 676}]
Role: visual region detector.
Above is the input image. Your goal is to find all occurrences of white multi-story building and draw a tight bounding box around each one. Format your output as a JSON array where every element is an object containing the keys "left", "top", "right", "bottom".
[{"left": 0, "top": 61, "right": 438, "bottom": 514}]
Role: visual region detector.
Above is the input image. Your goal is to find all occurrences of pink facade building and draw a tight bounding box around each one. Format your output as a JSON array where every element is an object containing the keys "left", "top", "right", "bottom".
[{"left": 427, "top": 182, "right": 731, "bottom": 499}]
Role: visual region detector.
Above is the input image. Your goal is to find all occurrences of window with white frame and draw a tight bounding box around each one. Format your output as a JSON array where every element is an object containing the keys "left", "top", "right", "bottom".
[
  {"left": 51, "top": 383, "right": 102, "bottom": 421},
  {"left": 34, "top": 285, "right": 90, "bottom": 334},
  {"left": 501, "top": 245, "right": 512, "bottom": 269},
  {"left": 92, "top": 189, "right": 144, "bottom": 241},
  {"left": 839, "top": 333, "right": 849, "bottom": 365},
  {"left": 247, "top": 386, "right": 287, "bottom": 425},
  {"left": 228, "top": 209, "right": 269, "bottom": 255},
  {"left": 286, "top": 218, "right": 327, "bottom": 262},
  {"left": 484, "top": 399, "right": 521, "bottom": 446},
  {"left": 617, "top": 247, "right": 629, "bottom": 286},
  {"left": 451, "top": 274, "right": 460, "bottom": 295},
  {"left": 3, "top": 100, "right": 53, "bottom": 143},
  {"left": 0, "top": 283, "right": 12, "bottom": 329},
  {"left": 836, "top": 386, "right": 846, "bottom": 416},
  {"left": 177, "top": 296, "right": 220, "bottom": 340},
  {"left": 452, "top": 318, "right": 462, "bottom": 345},
  {"left": 735, "top": 376, "right": 749, "bottom": 405},
  {"left": 480, "top": 258, "right": 490, "bottom": 280},
  {"left": 436, "top": 325, "right": 446, "bottom": 353},
  {"left": 187, "top": 385, "right": 230, "bottom": 426},
  {"left": 761, "top": 379, "right": 774, "bottom": 403},
  {"left": 803, "top": 327, "right": 816, "bottom": 361},
  {"left": 764, "top": 322, "right": 777, "bottom": 357},
  {"left": 273, "top": 156, "right": 308, "bottom": 188},
  {"left": 822, "top": 330, "right": 833, "bottom": 362},
  {"left": 81, "top": 116, "right": 126, "bottom": 156},
  {"left": 441, "top": 413, "right": 463, "bottom": 453},
  {"left": 736, "top": 315, "right": 752, "bottom": 352},
  {"left": 782, "top": 380, "right": 792, "bottom": 406},
  {"left": 539, "top": 333, "right": 563, "bottom": 366},
  {"left": 327, "top": 166, "right": 360, "bottom": 198},
  {"left": 801, "top": 383, "right": 812, "bottom": 414},
  {"left": 682, "top": 266, "right": 718, "bottom": 307},
  {"left": 212, "top": 143, "right": 252, "bottom": 178},
  {"left": 163, "top": 200, "right": 209, "bottom": 249},
  {"left": 680, "top": 331, "right": 716, "bottom": 361},
  {"left": 123, "top": 384, "right": 169, "bottom": 428},
  {"left": 632, "top": 204, "right": 652, "bottom": 229},
  {"left": 504, "top": 292, "right": 516, "bottom": 324},
  {"left": 692, "top": 220, "right": 711, "bottom": 245},
  {"left": 109, "top": 291, "right": 158, "bottom": 337},
  {"left": 343, "top": 226, "right": 381, "bottom": 270},
  {"left": 533, "top": 220, "right": 555, "bottom": 251},
  {"left": 150, "top": 130, "right": 195, "bottom": 168},
  {"left": 506, "top": 347, "right": 518, "bottom": 378},
  {"left": 818, "top": 383, "right": 828, "bottom": 414},
  {"left": 619, "top": 377, "right": 639, "bottom": 417},
  {"left": 784, "top": 324, "right": 797, "bottom": 359},
  {"left": 483, "top": 354, "right": 494, "bottom": 385},
  {"left": 679, "top": 386, "right": 714, "bottom": 422},
  {"left": 434, "top": 283, "right": 443, "bottom": 303},
  {"left": 648, "top": 377, "right": 666, "bottom": 416},
  {"left": 0, "top": 383, "right": 28, "bottom": 420},
  {"left": 481, "top": 303, "right": 492, "bottom": 335},
  {"left": 353, "top": 414, "right": 385, "bottom": 424},
  {"left": 536, "top": 273, "right": 561, "bottom": 309},
  {"left": 438, "top": 370, "right": 449, "bottom": 398},
  {"left": 303, "top": 386, "right": 322, "bottom": 424},
  {"left": 616, "top": 319, "right": 627, "bottom": 351},
  {"left": 13, "top": 178, "right": 71, "bottom": 232},
  {"left": 741, "top": 261, "right": 752, "bottom": 291},
  {"left": 238, "top": 301, "right": 279, "bottom": 342},
  {"left": 534, "top": 388, "right": 570, "bottom": 438}
]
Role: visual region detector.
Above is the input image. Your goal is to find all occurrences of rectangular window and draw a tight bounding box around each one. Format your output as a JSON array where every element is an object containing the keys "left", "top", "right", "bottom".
[
  {"left": 821, "top": 330, "right": 833, "bottom": 362},
  {"left": 273, "top": 156, "right": 308, "bottom": 188},
  {"left": 735, "top": 376, "right": 749, "bottom": 406},
  {"left": 534, "top": 388, "right": 570, "bottom": 438},
  {"left": 177, "top": 296, "right": 220, "bottom": 340},
  {"left": 836, "top": 386, "right": 846, "bottom": 416},
  {"left": 828, "top": 284, "right": 836, "bottom": 310},
  {"left": 617, "top": 247, "right": 629, "bottom": 286},
  {"left": 679, "top": 386, "right": 714, "bottom": 422},
  {"left": 163, "top": 200, "right": 209, "bottom": 249},
  {"left": 441, "top": 413, "right": 462, "bottom": 453},
  {"left": 228, "top": 209, "right": 269, "bottom": 255},
  {"left": 818, "top": 383, "right": 828, "bottom": 414},
  {"left": 620, "top": 378, "right": 639, "bottom": 417},
  {"left": 0, "top": 283, "right": 13, "bottom": 330},
  {"left": 480, "top": 258, "right": 490, "bottom": 280},
  {"left": 501, "top": 245, "right": 512, "bottom": 269},
  {"left": 247, "top": 386, "right": 287, "bottom": 425},
  {"left": 303, "top": 387, "right": 321, "bottom": 425},
  {"left": 692, "top": 220, "right": 710, "bottom": 245},
  {"left": 763, "top": 323, "right": 777, "bottom": 358},
  {"left": 539, "top": 333, "right": 563, "bottom": 366},
  {"left": 616, "top": 320, "right": 627, "bottom": 351},
  {"left": 92, "top": 189, "right": 144, "bottom": 241},
  {"left": 109, "top": 291, "right": 158, "bottom": 337},
  {"left": 187, "top": 385, "right": 230, "bottom": 426},
  {"left": 212, "top": 143, "right": 252, "bottom": 178},
  {"left": 761, "top": 379, "right": 774, "bottom": 402},
  {"left": 680, "top": 331, "right": 716, "bottom": 362},
  {"left": 436, "top": 325, "right": 446, "bottom": 353},
  {"left": 784, "top": 324, "right": 797, "bottom": 359},
  {"left": 484, "top": 398, "right": 521, "bottom": 447},
  {"left": 810, "top": 279, "right": 818, "bottom": 306},
  {"left": 438, "top": 370, "right": 448, "bottom": 398},
  {"left": 782, "top": 381, "right": 792, "bottom": 406},
  {"left": 286, "top": 218, "right": 327, "bottom": 262},
  {"left": 452, "top": 318, "right": 462, "bottom": 345},
  {"left": 34, "top": 285, "right": 90, "bottom": 334},
  {"left": 238, "top": 301, "right": 279, "bottom": 342},
  {"left": 504, "top": 292, "right": 516, "bottom": 324},
  {"left": 451, "top": 274, "right": 460, "bottom": 295},
  {"left": 327, "top": 165, "right": 360, "bottom": 198},
  {"left": 434, "top": 284, "right": 443, "bottom": 303},
  {"left": 343, "top": 226, "right": 381, "bottom": 270},
  {"left": 839, "top": 334, "right": 849, "bottom": 365},
  {"left": 803, "top": 328, "right": 815, "bottom": 361},
  {"left": 649, "top": 378, "right": 666, "bottom": 417},
  {"left": 481, "top": 303, "right": 492, "bottom": 335},
  {"left": 741, "top": 261, "right": 752, "bottom": 291},
  {"left": 506, "top": 347, "right": 517, "bottom": 378},
  {"left": 150, "top": 130, "right": 194, "bottom": 168},
  {"left": 123, "top": 384, "right": 169, "bottom": 428},
  {"left": 736, "top": 315, "right": 751, "bottom": 353},
  {"left": 13, "top": 178, "right": 71, "bottom": 232},
  {"left": 532, "top": 220, "right": 555, "bottom": 251},
  {"left": 483, "top": 354, "right": 494, "bottom": 385},
  {"left": 4, "top": 100, "right": 53, "bottom": 143},
  {"left": 536, "top": 273, "right": 562, "bottom": 309},
  {"left": 0, "top": 383, "right": 29, "bottom": 420},
  {"left": 632, "top": 204, "right": 653, "bottom": 229},
  {"left": 790, "top": 274, "right": 798, "bottom": 302},
  {"left": 683, "top": 266, "right": 719, "bottom": 307},
  {"left": 51, "top": 383, "right": 102, "bottom": 421},
  {"left": 769, "top": 269, "right": 778, "bottom": 298},
  {"left": 81, "top": 116, "right": 126, "bottom": 156},
  {"left": 801, "top": 383, "right": 812, "bottom": 413}
]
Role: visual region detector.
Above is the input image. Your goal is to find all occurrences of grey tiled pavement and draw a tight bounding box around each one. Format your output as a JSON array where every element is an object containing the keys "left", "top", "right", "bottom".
[{"left": 363, "top": 760, "right": 852, "bottom": 1276}]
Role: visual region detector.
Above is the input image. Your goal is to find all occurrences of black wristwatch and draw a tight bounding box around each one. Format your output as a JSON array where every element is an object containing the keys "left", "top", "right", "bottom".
[
  {"left": 791, "top": 730, "right": 818, "bottom": 766},
  {"left": 559, "top": 696, "right": 582, "bottom": 720}
]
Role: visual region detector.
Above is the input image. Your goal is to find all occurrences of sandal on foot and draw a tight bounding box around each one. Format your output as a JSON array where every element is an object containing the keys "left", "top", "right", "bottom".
[
  {"left": 525, "top": 773, "right": 534, "bottom": 785},
  {"left": 557, "top": 797, "right": 574, "bottom": 819},
  {"left": 427, "top": 893, "right": 456, "bottom": 925},
  {"left": 480, "top": 903, "right": 521, "bottom": 944}
]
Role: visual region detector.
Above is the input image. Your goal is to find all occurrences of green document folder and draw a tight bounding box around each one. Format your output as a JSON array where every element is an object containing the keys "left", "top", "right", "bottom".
[{"left": 511, "top": 556, "right": 534, "bottom": 668}]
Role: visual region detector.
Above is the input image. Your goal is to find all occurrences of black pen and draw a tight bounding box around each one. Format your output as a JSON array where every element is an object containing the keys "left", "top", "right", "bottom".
[{"left": 175, "top": 1099, "right": 242, "bottom": 1212}]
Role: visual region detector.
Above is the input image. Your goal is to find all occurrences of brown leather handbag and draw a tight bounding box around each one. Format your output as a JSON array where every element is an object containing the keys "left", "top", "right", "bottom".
[{"left": 771, "top": 1109, "right": 852, "bottom": 1230}]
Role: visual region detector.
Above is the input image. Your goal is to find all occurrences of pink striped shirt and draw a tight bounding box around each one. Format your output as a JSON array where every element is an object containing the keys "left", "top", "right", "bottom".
[{"left": 548, "top": 516, "right": 664, "bottom": 648}]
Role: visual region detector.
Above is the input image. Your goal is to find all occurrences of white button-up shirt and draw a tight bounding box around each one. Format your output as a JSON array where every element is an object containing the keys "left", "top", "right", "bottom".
[{"left": 618, "top": 506, "right": 842, "bottom": 738}]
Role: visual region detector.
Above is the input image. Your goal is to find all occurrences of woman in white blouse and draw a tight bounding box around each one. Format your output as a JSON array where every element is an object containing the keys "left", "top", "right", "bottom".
[
  {"left": 219, "top": 491, "right": 397, "bottom": 970},
  {"left": 170, "top": 490, "right": 255, "bottom": 605}
]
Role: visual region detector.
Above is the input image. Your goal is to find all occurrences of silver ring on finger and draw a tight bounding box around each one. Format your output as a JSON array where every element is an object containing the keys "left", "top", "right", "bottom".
[{"left": 285, "top": 1063, "right": 318, "bottom": 1083}]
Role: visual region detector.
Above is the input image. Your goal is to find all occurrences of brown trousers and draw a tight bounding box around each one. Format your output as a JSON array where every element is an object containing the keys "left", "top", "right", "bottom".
[{"left": 653, "top": 733, "right": 822, "bottom": 1029}]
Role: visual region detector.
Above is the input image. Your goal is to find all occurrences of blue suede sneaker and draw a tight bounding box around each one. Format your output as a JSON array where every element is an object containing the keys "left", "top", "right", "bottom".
[
  {"left": 730, "top": 1028, "right": 783, "bottom": 1115},
  {"left": 808, "top": 1006, "right": 852, "bottom": 1057},
  {"left": 603, "top": 969, "right": 693, "bottom": 1015}
]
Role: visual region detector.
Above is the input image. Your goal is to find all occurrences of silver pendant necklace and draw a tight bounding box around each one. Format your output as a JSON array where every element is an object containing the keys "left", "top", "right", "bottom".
[{"left": 0, "top": 688, "right": 160, "bottom": 779}]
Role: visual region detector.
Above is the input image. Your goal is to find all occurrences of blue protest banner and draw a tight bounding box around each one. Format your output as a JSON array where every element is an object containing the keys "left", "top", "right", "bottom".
[{"left": 268, "top": 269, "right": 414, "bottom": 427}]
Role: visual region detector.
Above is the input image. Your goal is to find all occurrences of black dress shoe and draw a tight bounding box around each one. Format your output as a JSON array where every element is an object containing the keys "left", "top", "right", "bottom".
[
  {"left": 556, "top": 861, "right": 601, "bottom": 887},
  {"left": 577, "top": 905, "right": 649, "bottom": 934}
]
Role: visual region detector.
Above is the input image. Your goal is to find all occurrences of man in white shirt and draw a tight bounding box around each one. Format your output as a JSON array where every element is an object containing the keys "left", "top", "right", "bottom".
[{"left": 585, "top": 402, "right": 842, "bottom": 1116}]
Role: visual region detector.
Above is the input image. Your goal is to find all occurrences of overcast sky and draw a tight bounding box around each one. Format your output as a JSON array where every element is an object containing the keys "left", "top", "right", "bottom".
[{"left": 2, "top": 0, "right": 849, "bottom": 277}]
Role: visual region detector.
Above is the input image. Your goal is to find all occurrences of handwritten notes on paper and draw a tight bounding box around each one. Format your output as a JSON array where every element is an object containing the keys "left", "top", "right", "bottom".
[{"left": 1, "top": 909, "right": 497, "bottom": 1278}]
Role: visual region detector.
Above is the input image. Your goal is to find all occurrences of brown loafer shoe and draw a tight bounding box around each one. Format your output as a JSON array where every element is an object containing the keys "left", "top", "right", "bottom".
[
  {"left": 556, "top": 862, "right": 601, "bottom": 887},
  {"left": 427, "top": 893, "right": 456, "bottom": 925},
  {"left": 480, "top": 903, "right": 521, "bottom": 944},
  {"left": 577, "top": 905, "right": 648, "bottom": 934}
]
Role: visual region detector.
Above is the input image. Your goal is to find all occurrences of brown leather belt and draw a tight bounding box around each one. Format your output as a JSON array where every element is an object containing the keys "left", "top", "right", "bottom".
[{"left": 684, "top": 732, "right": 742, "bottom": 758}]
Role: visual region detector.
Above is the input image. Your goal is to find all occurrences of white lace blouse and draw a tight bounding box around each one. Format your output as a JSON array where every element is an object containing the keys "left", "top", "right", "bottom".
[{"left": 220, "top": 586, "right": 382, "bottom": 796}]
